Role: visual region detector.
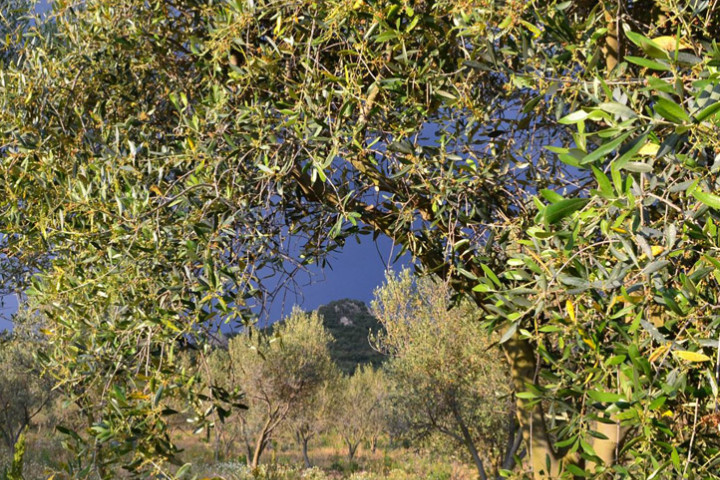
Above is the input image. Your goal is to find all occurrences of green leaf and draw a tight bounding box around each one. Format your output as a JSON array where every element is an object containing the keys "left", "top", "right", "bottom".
[
  {"left": 588, "top": 390, "right": 623, "bottom": 403},
  {"left": 655, "top": 97, "right": 690, "bottom": 123},
  {"left": 516, "top": 391, "right": 538, "bottom": 399},
  {"left": 641, "top": 320, "right": 667, "bottom": 343},
  {"left": 555, "top": 435, "right": 577, "bottom": 448},
  {"left": 558, "top": 153, "right": 581, "bottom": 167},
  {"left": 598, "top": 102, "right": 637, "bottom": 119},
  {"left": 481, "top": 264, "right": 502, "bottom": 287},
  {"left": 615, "top": 134, "right": 649, "bottom": 167},
  {"left": 580, "top": 131, "right": 633, "bottom": 165},
  {"left": 499, "top": 322, "right": 518, "bottom": 344},
  {"left": 692, "top": 189, "right": 720, "bottom": 209},
  {"left": 580, "top": 438, "right": 596, "bottom": 456},
  {"left": 625, "top": 56, "right": 671, "bottom": 71},
  {"left": 544, "top": 198, "right": 590, "bottom": 224},
  {"left": 375, "top": 30, "right": 399, "bottom": 42},
  {"left": 694, "top": 101, "right": 720, "bottom": 122},
  {"left": 662, "top": 292, "right": 685, "bottom": 316},
  {"left": 540, "top": 189, "right": 564, "bottom": 203},
  {"left": 646, "top": 76, "right": 675, "bottom": 93},
  {"left": 592, "top": 166, "right": 614, "bottom": 198},
  {"left": 566, "top": 464, "right": 589, "bottom": 477},
  {"left": 671, "top": 447, "right": 681, "bottom": 471},
  {"left": 624, "top": 31, "right": 669, "bottom": 58},
  {"left": 387, "top": 140, "right": 413, "bottom": 154},
  {"left": 648, "top": 396, "right": 667, "bottom": 410},
  {"left": 621, "top": 161, "right": 653, "bottom": 173},
  {"left": 521, "top": 95, "right": 542, "bottom": 113},
  {"left": 558, "top": 110, "right": 589, "bottom": 124},
  {"left": 657, "top": 132, "right": 682, "bottom": 160},
  {"left": 472, "top": 283, "right": 492, "bottom": 292},
  {"left": 642, "top": 260, "right": 670, "bottom": 275},
  {"left": 704, "top": 255, "right": 720, "bottom": 271}
]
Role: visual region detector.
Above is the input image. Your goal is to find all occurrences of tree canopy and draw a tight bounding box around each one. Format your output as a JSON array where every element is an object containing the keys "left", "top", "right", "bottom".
[
  {"left": 3, "top": 0, "right": 720, "bottom": 478},
  {"left": 371, "top": 270, "right": 514, "bottom": 480},
  {"left": 218, "top": 308, "right": 336, "bottom": 469}
]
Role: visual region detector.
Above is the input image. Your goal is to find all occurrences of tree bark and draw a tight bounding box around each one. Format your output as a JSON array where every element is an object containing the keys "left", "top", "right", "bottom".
[
  {"left": 242, "top": 419, "right": 253, "bottom": 468},
  {"left": 585, "top": 415, "right": 627, "bottom": 473},
  {"left": 346, "top": 439, "right": 359, "bottom": 462},
  {"left": 603, "top": 0, "right": 623, "bottom": 73},
  {"left": 451, "top": 403, "right": 487, "bottom": 480},
  {"left": 251, "top": 434, "right": 267, "bottom": 469},
  {"left": 501, "top": 411, "right": 524, "bottom": 473},
  {"left": 503, "top": 334, "right": 559, "bottom": 479},
  {"left": 251, "top": 415, "right": 273, "bottom": 468},
  {"left": 299, "top": 432, "right": 311, "bottom": 468}
]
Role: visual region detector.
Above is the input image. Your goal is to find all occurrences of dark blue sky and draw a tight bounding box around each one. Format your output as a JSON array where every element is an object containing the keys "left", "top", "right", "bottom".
[
  {"left": 254, "top": 235, "right": 410, "bottom": 328},
  {"left": 0, "top": 235, "right": 410, "bottom": 331}
]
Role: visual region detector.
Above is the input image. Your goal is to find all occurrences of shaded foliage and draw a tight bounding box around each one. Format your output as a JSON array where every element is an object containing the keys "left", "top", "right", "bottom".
[{"left": 316, "top": 299, "right": 384, "bottom": 374}]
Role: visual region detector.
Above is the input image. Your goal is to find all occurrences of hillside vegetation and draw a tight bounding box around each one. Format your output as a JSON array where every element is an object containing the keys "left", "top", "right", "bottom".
[
  {"left": 241, "top": 299, "right": 385, "bottom": 374},
  {"left": 316, "top": 299, "right": 385, "bottom": 374}
]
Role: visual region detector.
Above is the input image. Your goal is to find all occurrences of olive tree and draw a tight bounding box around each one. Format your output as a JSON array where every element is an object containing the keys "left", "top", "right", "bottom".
[
  {"left": 0, "top": 0, "right": 561, "bottom": 474},
  {"left": 283, "top": 378, "right": 337, "bottom": 469},
  {"left": 371, "top": 270, "right": 516, "bottom": 480},
  {"left": 328, "top": 365, "right": 387, "bottom": 463},
  {"left": 226, "top": 309, "right": 335, "bottom": 468}
]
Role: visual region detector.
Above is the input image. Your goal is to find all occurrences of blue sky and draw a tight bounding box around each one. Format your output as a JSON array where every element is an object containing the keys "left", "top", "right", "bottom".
[
  {"left": 254, "top": 235, "right": 410, "bottom": 327},
  {"left": 0, "top": 294, "right": 18, "bottom": 330}
]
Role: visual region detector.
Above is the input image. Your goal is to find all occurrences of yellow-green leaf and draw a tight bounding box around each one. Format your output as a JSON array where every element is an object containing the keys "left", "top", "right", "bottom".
[
  {"left": 673, "top": 350, "right": 711, "bottom": 362},
  {"left": 637, "top": 143, "right": 660, "bottom": 156},
  {"left": 566, "top": 299, "right": 576, "bottom": 323},
  {"left": 651, "top": 36, "right": 691, "bottom": 51}
]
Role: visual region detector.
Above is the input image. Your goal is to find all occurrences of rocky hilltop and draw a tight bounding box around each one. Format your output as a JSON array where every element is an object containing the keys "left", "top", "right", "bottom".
[{"left": 316, "top": 299, "right": 385, "bottom": 374}]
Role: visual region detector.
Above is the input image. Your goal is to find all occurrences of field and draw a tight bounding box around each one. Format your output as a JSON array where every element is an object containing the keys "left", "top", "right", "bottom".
[
  {"left": 3, "top": 431, "right": 476, "bottom": 480},
  {"left": 186, "top": 435, "right": 476, "bottom": 480}
]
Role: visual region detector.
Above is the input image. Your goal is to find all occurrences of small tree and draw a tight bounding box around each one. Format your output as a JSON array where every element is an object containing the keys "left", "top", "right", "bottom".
[
  {"left": 364, "top": 368, "right": 388, "bottom": 455},
  {"left": 330, "top": 365, "right": 386, "bottom": 463},
  {"left": 371, "top": 270, "right": 517, "bottom": 480},
  {"left": 284, "top": 378, "right": 337, "bottom": 468},
  {"left": 227, "top": 308, "right": 335, "bottom": 468},
  {"left": 0, "top": 332, "right": 54, "bottom": 454}
]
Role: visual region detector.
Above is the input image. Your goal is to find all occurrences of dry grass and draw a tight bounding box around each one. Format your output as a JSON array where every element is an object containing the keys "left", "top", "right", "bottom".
[
  {"left": 1, "top": 429, "right": 477, "bottom": 480},
  {"left": 184, "top": 432, "right": 477, "bottom": 480}
]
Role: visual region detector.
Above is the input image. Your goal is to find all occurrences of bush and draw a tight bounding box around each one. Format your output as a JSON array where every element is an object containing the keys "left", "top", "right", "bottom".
[
  {"left": 7, "top": 428, "right": 26, "bottom": 480},
  {"left": 300, "top": 466, "right": 329, "bottom": 480},
  {"left": 346, "top": 472, "right": 374, "bottom": 480},
  {"left": 190, "top": 463, "right": 335, "bottom": 480}
]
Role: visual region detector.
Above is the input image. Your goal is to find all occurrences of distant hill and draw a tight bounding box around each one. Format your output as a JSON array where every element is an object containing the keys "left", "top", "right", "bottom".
[
  {"left": 316, "top": 299, "right": 385, "bottom": 374},
  {"left": 224, "top": 299, "right": 386, "bottom": 373}
]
